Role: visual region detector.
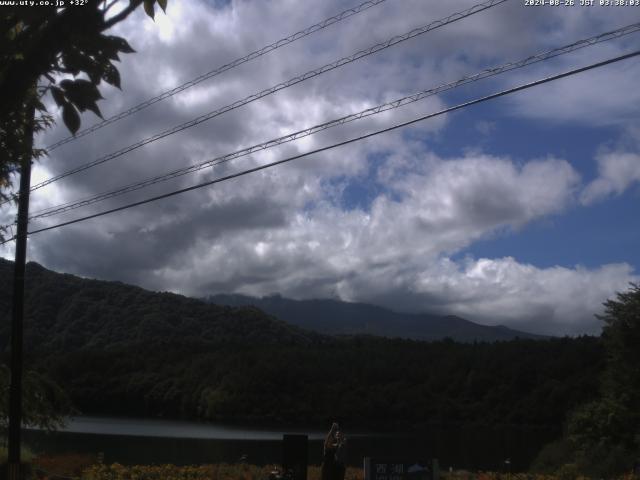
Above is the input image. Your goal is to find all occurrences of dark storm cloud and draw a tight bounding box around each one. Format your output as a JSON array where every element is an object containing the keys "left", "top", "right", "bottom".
[{"left": 33, "top": 191, "right": 289, "bottom": 286}]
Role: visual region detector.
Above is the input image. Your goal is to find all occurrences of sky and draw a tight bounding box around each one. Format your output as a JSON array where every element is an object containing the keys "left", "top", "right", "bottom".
[{"left": 1, "top": 0, "right": 640, "bottom": 336}]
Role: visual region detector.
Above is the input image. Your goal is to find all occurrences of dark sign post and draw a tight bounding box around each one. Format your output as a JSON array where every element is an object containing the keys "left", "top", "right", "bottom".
[
  {"left": 282, "top": 434, "right": 308, "bottom": 480},
  {"left": 364, "top": 458, "right": 439, "bottom": 480}
]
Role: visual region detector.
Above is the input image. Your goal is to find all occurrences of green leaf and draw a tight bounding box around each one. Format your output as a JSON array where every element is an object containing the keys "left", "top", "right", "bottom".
[
  {"left": 85, "top": 102, "right": 103, "bottom": 119},
  {"left": 61, "top": 79, "right": 103, "bottom": 102},
  {"left": 7, "top": 26, "right": 16, "bottom": 41},
  {"left": 102, "top": 64, "right": 121, "bottom": 89},
  {"left": 60, "top": 79, "right": 104, "bottom": 118},
  {"left": 62, "top": 104, "right": 80, "bottom": 135},
  {"left": 50, "top": 87, "right": 65, "bottom": 107},
  {"left": 87, "top": 68, "right": 102, "bottom": 85},
  {"left": 62, "top": 49, "right": 104, "bottom": 81},
  {"left": 144, "top": 0, "right": 155, "bottom": 20},
  {"left": 60, "top": 50, "right": 82, "bottom": 76},
  {"left": 33, "top": 98, "right": 47, "bottom": 112},
  {"left": 157, "top": 0, "right": 168, "bottom": 13},
  {"left": 92, "top": 34, "right": 122, "bottom": 61},
  {"left": 106, "top": 35, "right": 135, "bottom": 54}
]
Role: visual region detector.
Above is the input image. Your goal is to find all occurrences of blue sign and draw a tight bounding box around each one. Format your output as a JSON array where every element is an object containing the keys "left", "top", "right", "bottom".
[{"left": 364, "top": 458, "right": 438, "bottom": 480}]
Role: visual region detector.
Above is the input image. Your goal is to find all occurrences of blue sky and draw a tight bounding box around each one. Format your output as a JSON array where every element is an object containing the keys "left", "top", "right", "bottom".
[
  {"left": 426, "top": 94, "right": 640, "bottom": 271},
  {"left": 339, "top": 108, "right": 640, "bottom": 271},
  {"left": 1, "top": 0, "right": 638, "bottom": 335}
]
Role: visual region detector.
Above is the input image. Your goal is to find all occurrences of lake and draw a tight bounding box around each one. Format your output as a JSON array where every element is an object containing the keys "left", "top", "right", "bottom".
[{"left": 23, "top": 416, "right": 559, "bottom": 472}]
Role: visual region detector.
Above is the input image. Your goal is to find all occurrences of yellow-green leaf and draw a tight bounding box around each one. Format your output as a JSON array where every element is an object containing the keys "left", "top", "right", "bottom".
[{"left": 143, "top": 0, "right": 155, "bottom": 20}]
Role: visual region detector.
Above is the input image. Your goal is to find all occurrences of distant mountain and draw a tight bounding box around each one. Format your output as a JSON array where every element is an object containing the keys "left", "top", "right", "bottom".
[
  {"left": 0, "top": 259, "right": 317, "bottom": 352},
  {"left": 206, "top": 293, "right": 547, "bottom": 342}
]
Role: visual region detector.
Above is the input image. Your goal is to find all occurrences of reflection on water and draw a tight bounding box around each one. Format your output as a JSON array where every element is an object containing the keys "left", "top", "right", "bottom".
[
  {"left": 23, "top": 416, "right": 559, "bottom": 472},
  {"left": 45, "top": 416, "right": 327, "bottom": 440}
]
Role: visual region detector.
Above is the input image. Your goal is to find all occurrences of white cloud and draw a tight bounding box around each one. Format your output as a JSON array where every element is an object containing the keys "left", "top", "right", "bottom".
[
  {"left": 581, "top": 151, "right": 640, "bottom": 205},
  {"left": 415, "top": 257, "right": 635, "bottom": 335},
  {"left": 37, "top": 150, "right": 593, "bottom": 335},
  {"left": 501, "top": 33, "right": 640, "bottom": 126}
]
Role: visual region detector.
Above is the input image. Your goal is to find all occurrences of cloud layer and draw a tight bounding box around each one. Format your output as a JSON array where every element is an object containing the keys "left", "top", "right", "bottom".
[{"left": 1, "top": 0, "right": 638, "bottom": 335}]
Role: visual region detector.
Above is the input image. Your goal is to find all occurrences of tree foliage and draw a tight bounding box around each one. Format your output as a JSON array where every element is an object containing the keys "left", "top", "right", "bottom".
[
  {"left": 0, "top": 0, "right": 167, "bottom": 206},
  {"left": 599, "top": 283, "right": 640, "bottom": 422},
  {"left": 0, "top": 363, "right": 74, "bottom": 432},
  {"left": 535, "top": 284, "right": 640, "bottom": 477}
]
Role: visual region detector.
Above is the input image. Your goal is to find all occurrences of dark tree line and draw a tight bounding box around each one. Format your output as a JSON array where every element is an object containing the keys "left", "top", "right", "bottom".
[
  {"left": 530, "top": 284, "right": 640, "bottom": 478},
  {"left": 32, "top": 336, "right": 604, "bottom": 431}
]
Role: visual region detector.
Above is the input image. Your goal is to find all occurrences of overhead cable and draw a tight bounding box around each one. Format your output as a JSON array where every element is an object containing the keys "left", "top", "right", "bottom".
[
  {"left": 26, "top": 22, "right": 640, "bottom": 221},
  {"left": 26, "top": 0, "right": 508, "bottom": 194},
  {"left": 0, "top": 49, "right": 634, "bottom": 245},
  {"left": 44, "top": 0, "right": 391, "bottom": 152}
]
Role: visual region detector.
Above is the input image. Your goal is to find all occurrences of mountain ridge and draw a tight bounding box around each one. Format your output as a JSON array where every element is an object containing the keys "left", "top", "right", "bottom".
[
  {"left": 0, "top": 257, "right": 545, "bottom": 346},
  {"left": 206, "top": 293, "right": 548, "bottom": 342}
]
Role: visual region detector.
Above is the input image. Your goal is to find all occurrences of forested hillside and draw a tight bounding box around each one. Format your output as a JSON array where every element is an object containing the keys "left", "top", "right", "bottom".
[
  {"left": 0, "top": 259, "right": 316, "bottom": 351},
  {"left": 38, "top": 336, "right": 603, "bottom": 430},
  {"left": 0, "top": 259, "right": 604, "bottom": 430}
]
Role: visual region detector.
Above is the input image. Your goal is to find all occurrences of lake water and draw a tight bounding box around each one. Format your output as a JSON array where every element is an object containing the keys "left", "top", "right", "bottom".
[{"left": 23, "top": 416, "right": 559, "bottom": 472}]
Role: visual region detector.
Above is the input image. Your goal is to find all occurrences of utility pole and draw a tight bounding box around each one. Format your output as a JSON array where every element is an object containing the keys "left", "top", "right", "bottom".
[{"left": 7, "top": 104, "right": 35, "bottom": 480}]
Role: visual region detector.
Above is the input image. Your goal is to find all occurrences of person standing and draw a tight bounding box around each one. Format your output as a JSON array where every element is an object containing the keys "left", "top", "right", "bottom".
[
  {"left": 334, "top": 430, "right": 347, "bottom": 480},
  {"left": 321, "top": 422, "right": 339, "bottom": 480}
]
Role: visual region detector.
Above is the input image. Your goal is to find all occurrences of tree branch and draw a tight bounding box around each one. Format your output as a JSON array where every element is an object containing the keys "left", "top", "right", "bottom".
[
  {"left": 103, "top": 0, "right": 144, "bottom": 30},
  {"left": 103, "top": 0, "right": 121, "bottom": 14}
]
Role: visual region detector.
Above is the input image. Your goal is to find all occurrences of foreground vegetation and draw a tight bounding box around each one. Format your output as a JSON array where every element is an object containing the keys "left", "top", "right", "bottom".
[
  {"left": 80, "top": 463, "right": 640, "bottom": 480},
  {"left": 530, "top": 285, "right": 640, "bottom": 479},
  {"left": 83, "top": 463, "right": 363, "bottom": 480},
  {"left": 23, "top": 455, "right": 640, "bottom": 480},
  {"left": 28, "top": 455, "right": 363, "bottom": 480}
]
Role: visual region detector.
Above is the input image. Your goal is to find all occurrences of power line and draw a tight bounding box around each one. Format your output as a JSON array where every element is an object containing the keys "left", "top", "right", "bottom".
[
  {"left": 1, "top": 49, "right": 634, "bottom": 245},
  {"left": 25, "top": 22, "right": 640, "bottom": 222},
  {"left": 44, "top": 0, "right": 391, "bottom": 152},
  {"left": 25, "top": 0, "right": 508, "bottom": 194}
]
